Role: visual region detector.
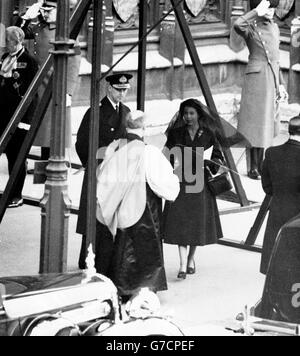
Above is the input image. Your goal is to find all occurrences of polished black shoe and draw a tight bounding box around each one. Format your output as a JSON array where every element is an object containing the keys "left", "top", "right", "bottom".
[
  {"left": 177, "top": 271, "right": 187, "bottom": 280},
  {"left": 247, "top": 169, "right": 261, "bottom": 180},
  {"left": 8, "top": 198, "right": 24, "bottom": 208}
]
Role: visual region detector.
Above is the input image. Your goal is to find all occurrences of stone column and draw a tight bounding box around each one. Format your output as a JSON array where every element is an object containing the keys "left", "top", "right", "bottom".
[
  {"left": 288, "top": 2, "right": 300, "bottom": 103},
  {"left": 229, "top": 0, "right": 246, "bottom": 52},
  {"left": 159, "top": 9, "right": 176, "bottom": 99},
  {"left": 103, "top": 0, "right": 114, "bottom": 69},
  {"left": 0, "top": 0, "right": 14, "bottom": 57},
  {"left": 174, "top": 11, "right": 186, "bottom": 99}
]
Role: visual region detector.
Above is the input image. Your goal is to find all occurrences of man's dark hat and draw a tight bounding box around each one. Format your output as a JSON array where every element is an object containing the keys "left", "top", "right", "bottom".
[
  {"left": 289, "top": 116, "right": 300, "bottom": 136},
  {"left": 106, "top": 73, "right": 133, "bottom": 89},
  {"left": 250, "top": 0, "right": 280, "bottom": 10}
]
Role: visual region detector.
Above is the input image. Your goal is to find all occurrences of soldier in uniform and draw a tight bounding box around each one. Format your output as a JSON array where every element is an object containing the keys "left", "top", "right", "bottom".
[
  {"left": 16, "top": 0, "right": 81, "bottom": 160},
  {"left": 234, "top": 0, "right": 288, "bottom": 180},
  {"left": 0, "top": 27, "right": 38, "bottom": 208},
  {"left": 76, "top": 73, "right": 132, "bottom": 271}
]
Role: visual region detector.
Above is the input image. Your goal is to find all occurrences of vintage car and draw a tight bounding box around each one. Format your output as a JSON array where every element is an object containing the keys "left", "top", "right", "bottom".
[
  {"left": 237, "top": 215, "right": 300, "bottom": 336},
  {"left": 0, "top": 270, "right": 184, "bottom": 336}
]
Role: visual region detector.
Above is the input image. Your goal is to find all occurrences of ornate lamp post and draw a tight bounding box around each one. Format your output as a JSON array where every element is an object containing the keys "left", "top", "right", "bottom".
[{"left": 40, "top": 0, "right": 75, "bottom": 273}]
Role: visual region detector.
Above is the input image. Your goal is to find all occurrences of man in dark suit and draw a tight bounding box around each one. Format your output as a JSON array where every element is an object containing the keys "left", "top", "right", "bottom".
[
  {"left": 76, "top": 73, "right": 132, "bottom": 271},
  {"left": 260, "top": 116, "right": 300, "bottom": 274}
]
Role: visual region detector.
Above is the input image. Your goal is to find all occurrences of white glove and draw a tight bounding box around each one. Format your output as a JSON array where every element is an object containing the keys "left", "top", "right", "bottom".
[
  {"left": 22, "top": 2, "right": 43, "bottom": 20},
  {"left": 66, "top": 94, "right": 72, "bottom": 107},
  {"left": 256, "top": 0, "right": 271, "bottom": 17},
  {"left": 279, "top": 84, "right": 289, "bottom": 103}
]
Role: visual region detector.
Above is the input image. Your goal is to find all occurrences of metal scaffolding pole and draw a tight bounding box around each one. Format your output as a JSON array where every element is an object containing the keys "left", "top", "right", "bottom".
[
  {"left": 40, "top": 0, "right": 75, "bottom": 273},
  {"left": 85, "top": 0, "right": 104, "bottom": 251},
  {"left": 137, "top": 0, "right": 148, "bottom": 111}
]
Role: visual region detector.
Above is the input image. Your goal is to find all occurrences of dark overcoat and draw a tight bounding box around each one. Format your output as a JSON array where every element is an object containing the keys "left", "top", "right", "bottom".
[
  {"left": 0, "top": 48, "right": 38, "bottom": 135},
  {"left": 109, "top": 185, "right": 167, "bottom": 296},
  {"left": 163, "top": 126, "right": 224, "bottom": 246},
  {"left": 76, "top": 96, "right": 130, "bottom": 235},
  {"left": 261, "top": 140, "right": 300, "bottom": 274},
  {"left": 17, "top": 16, "right": 81, "bottom": 147},
  {"left": 234, "top": 10, "right": 282, "bottom": 148}
]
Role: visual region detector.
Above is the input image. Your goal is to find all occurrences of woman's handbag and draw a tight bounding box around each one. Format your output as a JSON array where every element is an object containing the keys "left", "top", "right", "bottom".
[{"left": 206, "top": 167, "right": 233, "bottom": 196}]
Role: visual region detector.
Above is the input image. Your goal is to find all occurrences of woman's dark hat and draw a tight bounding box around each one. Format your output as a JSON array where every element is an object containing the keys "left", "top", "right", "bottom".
[
  {"left": 289, "top": 116, "right": 300, "bottom": 136},
  {"left": 106, "top": 73, "right": 133, "bottom": 89},
  {"left": 250, "top": 0, "right": 280, "bottom": 10},
  {"left": 165, "top": 98, "right": 250, "bottom": 148}
]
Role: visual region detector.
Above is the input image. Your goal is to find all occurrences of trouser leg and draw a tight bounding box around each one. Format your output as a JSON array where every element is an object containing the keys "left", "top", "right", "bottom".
[
  {"left": 249, "top": 147, "right": 263, "bottom": 180},
  {"left": 5, "top": 129, "right": 27, "bottom": 200},
  {"left": 95, "top": 221, "right": 115, "bottom": 276},
  {"left": 257, "top": 148, "right": 265, "bottom": 174},
  {"left": 250, "top": 147, "right": 258, "bottom": 171},
  {"left": 41, "top": 147, "right": 50, "bottom": 160},
  {"left": 78, "top": 235, "right": 87, "bottom": 270}
]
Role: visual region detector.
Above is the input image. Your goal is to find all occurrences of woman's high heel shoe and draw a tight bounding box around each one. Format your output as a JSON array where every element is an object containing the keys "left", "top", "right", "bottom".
[
  {"left": 177, "top": 271, "right": 187, "bottom": 280},
  {"left": 187, "top": 261, "right": 196, "bottom": 275}
]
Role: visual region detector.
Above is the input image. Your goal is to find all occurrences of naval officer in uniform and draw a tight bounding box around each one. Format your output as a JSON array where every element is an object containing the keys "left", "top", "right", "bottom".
[
  {"left": 76, "top": 73, "right": 132, "bottom": 270},
  {"left": 0, "top": 27, "right": 38, "bottom": 208}
]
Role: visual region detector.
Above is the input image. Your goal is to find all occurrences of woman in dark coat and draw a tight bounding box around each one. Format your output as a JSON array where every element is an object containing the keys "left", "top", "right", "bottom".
[{"left": 163, "top": 99, "right": 224, "bottom": 279}]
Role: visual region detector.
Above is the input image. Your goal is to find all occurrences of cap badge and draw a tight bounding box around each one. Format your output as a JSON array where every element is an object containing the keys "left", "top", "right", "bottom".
[{"left": 119, "top": 76, "right": 127, "bottom": 84}]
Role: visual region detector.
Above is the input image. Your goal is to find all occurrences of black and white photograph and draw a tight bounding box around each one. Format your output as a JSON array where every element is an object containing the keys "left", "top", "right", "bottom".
[{"left": 0, "top": 0, "right": 300, "bottom": 338}]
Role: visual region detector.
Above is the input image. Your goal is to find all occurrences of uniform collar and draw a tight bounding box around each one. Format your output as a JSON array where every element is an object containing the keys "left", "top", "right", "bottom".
[
  {"left": 10, "top": 46, "right": 24, "bottom": 57},
  {"left": 107, "top": 95, "right": 120, "bottom": 110},
  {"left": 288, "top": 138, "right": 300, "bottom": 147}
]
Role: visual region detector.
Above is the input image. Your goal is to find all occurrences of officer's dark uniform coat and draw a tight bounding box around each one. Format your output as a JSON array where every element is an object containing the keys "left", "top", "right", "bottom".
[
  {"left": 76, "top": 96, "right": 130, "bottom": 236},
  {"left": 0, "top": 48, "right": 38, "bottom": 198},
  {"left": 261, "top": 140, "right": 300, "bottom": 274},
  {"left": 234, "top": 9, "right": 282, "bottom": 148}
]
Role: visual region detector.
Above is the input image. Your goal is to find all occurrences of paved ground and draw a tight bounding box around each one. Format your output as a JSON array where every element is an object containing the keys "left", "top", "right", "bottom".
[{"left": 0, "top": 97, "right": 298, "bottom": 335}]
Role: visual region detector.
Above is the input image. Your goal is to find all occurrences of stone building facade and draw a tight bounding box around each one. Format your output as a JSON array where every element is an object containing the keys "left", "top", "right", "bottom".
[{"left": 3, "top": 0, "right": 300, "bottom": 104}]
